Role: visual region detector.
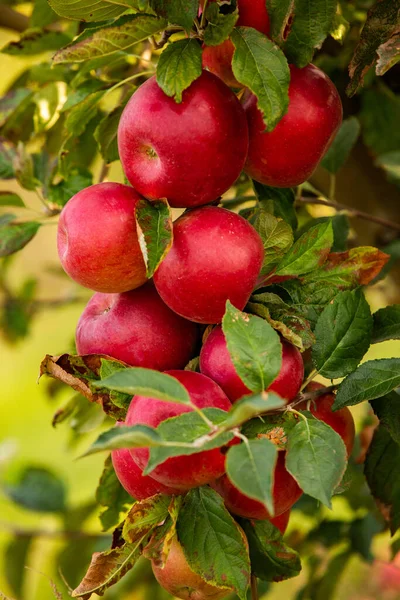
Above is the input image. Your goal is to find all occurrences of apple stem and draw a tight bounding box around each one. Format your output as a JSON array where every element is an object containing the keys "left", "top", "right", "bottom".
[{"left": 251, "top": 574, "right": 259, "bottom": 600}]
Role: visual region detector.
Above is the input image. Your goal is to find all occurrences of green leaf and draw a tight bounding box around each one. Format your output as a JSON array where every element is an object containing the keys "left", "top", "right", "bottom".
[
  {"left": 0, "top": 220, "right": 41, "bottom": 257},
  {"left": 150, "top": 0, "right": 198, "bottom": 31},
  {"left": 333, "top": 359, "right": 400, "bottom": 410},
  {"left": 0, "top": 88, "right": 31, "bottom": 128},
  {"left": 312, "top": 289, "right": 373, "bottom": 379},
  {"left": 49, "top": 0, "right": 133, "bottom": 21},
  {"left": 203, "top": 3, "right": 238, "bottom": 46},
  {"left": 83, "top": 424, "right": 164, "bottom": 456},
  {"left": 61, "top": 80, "right": 106, "bottom": 112},
  {"left": 4, "top": 535, "right": 33, "bottom": 598},
  {"left": 248, "top": 292, "right": 315, "bottom": 351},
  {"left": 360, "top": 86, "right": 400, "bottom": 156},
  {"left": 347, "top": 0, "right": 400, "bottom": 96},
  {"left": 156, "top": 38, "right": 202, "bottom": 103},
  {"left": 250, "top": 210, "right": 293, "bottom": 275},
  {"left": 275, "top": 220, "right": 333, "bottom": 277},
  {"left": 54, "top": 14, "right": 167, "bottom": 63},
  {"left": 94, "top": 102, "right": 127, "bottom": 163},
  {"left": 31, "top": 0, "right": 59, "bottom": 27},
  {"left": 222, "top": 301, "right": 282, "bottom": 394},
  {"left": 12, "top": 144, "right": 41, "bottom": 191},
  {"left": 135, "top": 197, "right": 173, "bottom": 278},
  {"left": 4, "top": 466, "right": 66, "bottom": 513},
  {"left": 253, "top": 181, "right": 298, "bottom": 230},
  {"left": 364, "top": 425, "right": 400, "bottom": 534},
  {"left": 370, "top": 390, "right": 400, "bottom": 446},
  {"left": 266, "top": 0, "right": 337, "bottom": 67},
  {"left": 0, "top": 192, "right": 24, "bottom": 207},
  {"left": 65, "top": 90, "right": 104, "bottom": 137},
  {"left": 33, "top": 82, "right": 63, "bottom": 133},
  {"left": 222, "top": 391, "right": 286, "bottom": 429},
  {"left": 1, "top": 28, "right": 71, "bottom": 55},
  {"left": 177, "top": 486, "right": 250, "bottom": 599},
  {"left": 0, "top": 141, "right": 17, "bottom": 179},
  {"left": 145, "top": 408, "right": 233, "bottom": 474},
  {"left": 226, "top": 439, "right": 278, "bottom": 514},
  {"left": 372, "top": 305, "right": 400, "bottom": 343},
  {"left": 376, "top": 151, "right": 400, "bottom": 186},
  {"left": 240, "top": 518, "right": 301, "bottom": 582},
  {"left": 231, "top": 27, "right": 290, "bottom": 131},
  {"left": 294, "top": 214, "right": 350, "bottom": 253},
  {"left": 92, "top": 367, "right": 191, "bottom": 404},
  {"left": 321, "top": 117, "right": 361, "bottom": 174},
  {"left": 96, "top": 456, "right": 132, "bottom": 531},
  {"left": 123, "top": 494, "right": 171, "bottom": 544},
  {"left": 47, "top": 167, "right": 93, "bottom": 208},
  {"left": 286, "top": 414, "right": 347, "bottom": 507}
]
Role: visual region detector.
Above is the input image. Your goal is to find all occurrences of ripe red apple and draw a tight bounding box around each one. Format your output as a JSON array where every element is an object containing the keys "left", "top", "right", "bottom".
[
  {"left": 152, "top": 535, "right": 231, "bottom": 600},
  {"left": 243, "top": 64, "right": 343, "bottom": 187},
  {"left": 118, "top": 71, "right": 248, "bottom": 209},
  {"left": 112, "top": 446, "right": 181, "bottom": 499},
  {"left": 153, "top": 207, "right": 264, "bottom": 324},
  {"left": 202, "top": 0, "right": 270, "bottom": 88},
  {"left": 200, "top": 326, "right": 304, "bottom": 402},
  {"left": 126, "top": 370, "right": 232, "bottom": 490},
  {"left": 270, "top": 508, "right": 290, "bottom": 535},
  {"left": 299, "top": 382, "right": 355, "bottom": 456},
  {"left": 76, "top": 282, "right": 199, "bottom": 370},
  {"left": 211, "top": 451, "right": 302, "bottom": 520},
  {"left": 57, "top": 182, "right": 147, "bottom": 293}
]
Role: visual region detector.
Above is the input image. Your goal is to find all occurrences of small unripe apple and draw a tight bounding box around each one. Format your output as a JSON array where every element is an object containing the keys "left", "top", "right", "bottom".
[
  {"left": 243, "top": 64, "right": 343, "bottom": 187},
  {"left": 200, "top": 326, "right": 304, "bottom": 402},
  {"left": 152, "top": 536, "right": 231, "bottom": 600},
  {"left": 270, "top": 508, "right": 290, "bottom": 534},
  {"left": 76, "top": 282, "right": 199, "bottom": 370},
  {"left": 112, "top": 446, "right": 181, "bottom": 499},
  {"left": 299, "top": 382, "right": 355, "bottom": 456},
  {"left": 127, "top": 370, "right": 232, "bottom": 491},
  {"left": 202, "top": 0, "right": 270, "bottom": 88},
  {"left": 154, "top": 207, "right": 264, "bottom": 324},
  {"left": 211, "top": 451, "right": 302, "bottom": 520},
  {"left": 118, "top": 71, "right": 248, "bottom": 208},
  {"left": 57, "top": 182, "right": 147, "bottom": 293}
]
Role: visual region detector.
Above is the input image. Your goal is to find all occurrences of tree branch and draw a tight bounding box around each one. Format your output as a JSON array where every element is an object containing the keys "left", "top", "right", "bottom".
[
  {"left": 0, "top": 6, "right": 29, "bottom": 32},
  {"left": 297, "top": 196, "right": 400, "bottom": 232}
]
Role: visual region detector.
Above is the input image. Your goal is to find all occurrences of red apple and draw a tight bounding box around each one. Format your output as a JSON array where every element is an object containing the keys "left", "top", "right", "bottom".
[
  {"left": 211, "top": 451, "right": 302, "bottom": 520},
  {"left": 126, "top": 370, "right": 232, "bottom": 490},
  {"left": 202, "top": 0, "right": 270, "bottom": 88},
  {"left": 200, "top": 326, "right": 304, "bottom": 402},
  {"left": 118, "top": 71, "right": 248, "bottom": 208},
  {"left": 152, "top": 535, "right": 231, "bottom": 600},
  {"left": 270, "top": 508, "right": 290, "bottom": 534},
  {"left": 299, "top": 382, "right": 355, "bottom": 456},
  {"left": 75, "top": 282, "right": 199, "bottom": 370},
  {"left": 153, "top": 207, "right": 264, "bottom": 324},
  {"left": 57, "top": 182, "right": 147, "bottom": 293},
  {"left": 243, "top": 64, "right": 343, "bottom": 187},
  {"left": 112, "top": 446, "right": 181, "bottom": 499}
]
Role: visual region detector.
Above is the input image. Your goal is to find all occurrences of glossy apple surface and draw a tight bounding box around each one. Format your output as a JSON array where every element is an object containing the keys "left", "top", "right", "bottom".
[
  {"left": 57, "top": 182, "right": 147, "bottom": 293},
  {"left": 154, "top": 207, "right": 264, "bottom": 324},
  {"left": 76, "top": 282, "right": 199, "bottom": 370},
  {"left": 118, "top": 71, "right": 248, "bottom": 208}
]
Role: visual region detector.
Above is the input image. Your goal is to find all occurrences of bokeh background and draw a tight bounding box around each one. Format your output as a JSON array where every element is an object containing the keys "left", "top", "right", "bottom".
[{"left": 1, "top": 1, "right": 400, "bottom": 599}]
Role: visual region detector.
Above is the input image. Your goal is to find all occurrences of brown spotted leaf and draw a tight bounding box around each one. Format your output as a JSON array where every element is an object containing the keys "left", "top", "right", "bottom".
[
  {"left": 143, "top": 496, "right": 182, "bottom": 567},
  {"left": 347, "top": 0, "right": 400, "bottom": 96},
  {"left": 122, "top": 494, "right": 171, "bottom": 544},
  {"left": 376, "top": 30, "right": 400, "bottom": 75},
  {"left": 40, "top": 354, "right": 130, "bottom": 420}
]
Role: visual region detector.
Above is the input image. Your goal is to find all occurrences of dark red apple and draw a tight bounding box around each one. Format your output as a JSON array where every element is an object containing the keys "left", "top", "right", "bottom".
[
  {"left": 57, "top": 182, "right": 147, "bottom": 293},
  {"left": 153, "top": 207, "right": 264, "bottom": 324},
  {"left": 211, "top": 451, "right": 302, "bottom": 520},
  {"left": 126, "top": 370, "right": 232, "bottom": 490},
  {"left": 112, "top": 446, "right": 181, "bottom": 499},
  {"left": 152, "top": 536, "right": 231, "bottom": 600},
  {"left": 299, "top": 382, "right": 355, "bottom": 456},
  {"left": 75, "top": 282, "right": 199, "bottom": 370},
  {"left": 243, "top": 64, "right": 343, "bottom": 187},
  {"left": 200, "top": 326, "right": 304, "bottom": 402},
  {"left": 118, "top": 71, "right": 248, "bottom": 208}
]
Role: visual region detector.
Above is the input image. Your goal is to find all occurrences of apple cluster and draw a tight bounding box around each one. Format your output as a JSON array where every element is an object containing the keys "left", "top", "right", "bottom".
[{"left": 56, "top": 2, "right": 349, "bottom": 596}]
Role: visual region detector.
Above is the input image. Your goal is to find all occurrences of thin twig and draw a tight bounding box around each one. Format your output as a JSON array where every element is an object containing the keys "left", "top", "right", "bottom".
[
  {"left": 98, "top": 162, "right": 110, "bottom": 184},
  {"left": 297, "top": 196, "right": 400, "bottom": 232},
  {"left": 251, "top": 574, "right": 259, "bottom": 600}
]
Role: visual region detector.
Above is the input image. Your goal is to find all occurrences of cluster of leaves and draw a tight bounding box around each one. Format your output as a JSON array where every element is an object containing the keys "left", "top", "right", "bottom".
[{"left": 0, "top": 0, "right": 400, "bottom": 599}]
